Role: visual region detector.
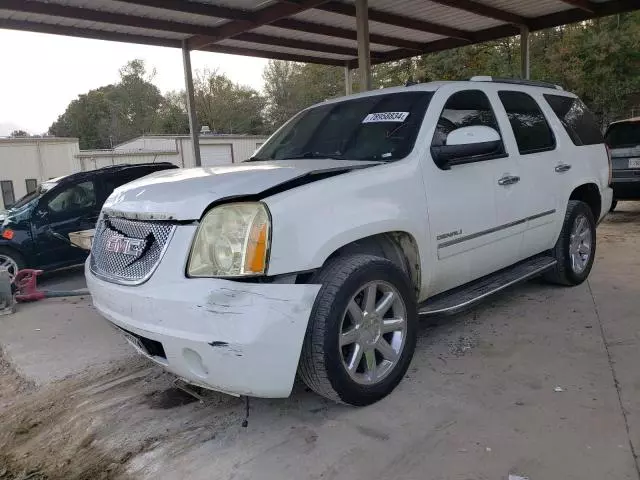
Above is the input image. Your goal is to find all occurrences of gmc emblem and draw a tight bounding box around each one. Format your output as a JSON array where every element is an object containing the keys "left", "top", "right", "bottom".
[{"left": 105, "top": 236, "right": 145, "bottom": 256}]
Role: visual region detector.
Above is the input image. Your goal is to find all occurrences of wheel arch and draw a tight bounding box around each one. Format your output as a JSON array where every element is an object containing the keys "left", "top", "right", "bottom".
[
  {"left": 569, "top": 183, "right": 601, "bottom": 221},
  {"left": 322, "top": 231, "right": 421, "bottom": 296}
]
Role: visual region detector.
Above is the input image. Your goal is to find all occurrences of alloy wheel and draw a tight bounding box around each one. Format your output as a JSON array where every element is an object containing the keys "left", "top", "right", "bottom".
[{"left": 339, "top": 281, "right": 408, "bottom": 385}]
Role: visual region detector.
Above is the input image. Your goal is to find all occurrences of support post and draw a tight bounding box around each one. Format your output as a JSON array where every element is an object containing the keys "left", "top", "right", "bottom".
[
  {"left": 344, "top": 63, "right": 353, "bottom": 96},
  {"left": 182, "top": 39, "right": 201, "bottom": 167},
  {"left": 520, "top": 26, "right": 530, "bottom": 80},
  {"left": 355, "top": 0, "right": 372, "bottom": 92}
]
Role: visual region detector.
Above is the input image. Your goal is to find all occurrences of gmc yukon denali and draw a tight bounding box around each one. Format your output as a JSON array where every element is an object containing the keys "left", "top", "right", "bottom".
[{"left": 86, "top": 77, "right": 613, "bottom": 406}]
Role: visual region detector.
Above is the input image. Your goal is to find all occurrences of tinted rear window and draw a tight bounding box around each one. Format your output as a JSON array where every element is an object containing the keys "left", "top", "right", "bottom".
[
  {"left": 498, "top": 91, "right": 555, "bottom": 154},
  {"left": 605, "top": 122, "right": 640, "bottom": 148},
  {"left": 544, "top": 95, "right": 603, "bottom": 146}
]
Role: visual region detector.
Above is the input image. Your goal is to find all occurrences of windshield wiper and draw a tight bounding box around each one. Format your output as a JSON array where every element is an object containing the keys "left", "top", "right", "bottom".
[
  {"left": 283, "top": 151, "right": 346, "bottom": 160},
  {"left": 245, "top": 156, "right": 269, "bottom": 162}
]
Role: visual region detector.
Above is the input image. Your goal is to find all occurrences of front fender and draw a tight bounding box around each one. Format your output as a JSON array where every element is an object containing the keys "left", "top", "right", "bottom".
[{"left": 264, "top": 160, "right": 431, "bottom": 288}]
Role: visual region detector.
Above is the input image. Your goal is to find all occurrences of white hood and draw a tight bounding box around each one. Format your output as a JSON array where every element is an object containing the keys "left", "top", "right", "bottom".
[{"left": 102, "top": 159, "right": 378, "bottom": 221}]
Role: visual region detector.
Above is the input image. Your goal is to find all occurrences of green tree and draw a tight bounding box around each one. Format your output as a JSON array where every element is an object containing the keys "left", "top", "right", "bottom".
[
  {"left": 263, "top": 61, "right": 343, "bottom": 130},
  {"left": 49, "top": 60, "right": 166, "bottom": 149},
  {"left": 9, "top": 129, "right": 28, "bottom": 137},
  {"left": 194, "top": 69, "right": 267, "bottom": 135}
]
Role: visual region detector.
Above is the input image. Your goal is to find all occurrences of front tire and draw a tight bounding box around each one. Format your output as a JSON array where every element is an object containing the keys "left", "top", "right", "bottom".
[
  {"left": 544, "top": 200, "right": 596, "bottom": 286},
  {"left": 298, "top": 254, "right": 417, "bottom": 406},
  {"left": 0, "top": 247, "right": 24, "bottom": 282},
  {"left": 610, "top": 199, "right": 618, "bottom": 212}
]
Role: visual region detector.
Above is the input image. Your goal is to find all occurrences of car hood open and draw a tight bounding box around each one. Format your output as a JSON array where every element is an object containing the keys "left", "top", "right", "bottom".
[{"left": 102, "top": 159, "right": 380, "bottom": 221}]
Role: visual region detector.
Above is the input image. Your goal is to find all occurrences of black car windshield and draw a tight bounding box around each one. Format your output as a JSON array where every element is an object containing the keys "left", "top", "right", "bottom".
[
  {"left": 9, "top": 181, "right": 57, "bottom": 210},
  {"left": 255, "top": 91, "right": 433, "bottom": 162},
  {"left": 605, "top": 121, "right": 640, "bottom": 148}
]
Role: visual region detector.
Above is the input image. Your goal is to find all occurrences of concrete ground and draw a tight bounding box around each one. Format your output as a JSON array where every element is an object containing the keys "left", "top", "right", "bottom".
[{"left": 1, "top": 203, "right": 639, "bottom": 480}]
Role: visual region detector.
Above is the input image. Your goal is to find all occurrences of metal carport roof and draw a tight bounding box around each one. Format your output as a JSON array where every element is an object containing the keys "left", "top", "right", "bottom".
[
  {"left": 0, "top": 0, "right": 638, "bottom": 68},
  {"left": 2, "top": 0, "right": 638, "bottom": 166}
]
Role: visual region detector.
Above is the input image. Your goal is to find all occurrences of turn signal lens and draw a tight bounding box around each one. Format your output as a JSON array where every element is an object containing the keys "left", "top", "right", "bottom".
[
  {"left": 244, "top": 220, "right": 269, "bottom": 275},
  {"left": 1, "top": 229, "right": 14, "bottom": 240}
]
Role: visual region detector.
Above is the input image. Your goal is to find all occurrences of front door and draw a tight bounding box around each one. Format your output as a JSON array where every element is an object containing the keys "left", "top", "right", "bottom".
[
  {"left": 422, "top": 87, "right": 518, "bottom": 295},
  {"left": 32, "top": 180, "right": 98, "bottom": 269}
]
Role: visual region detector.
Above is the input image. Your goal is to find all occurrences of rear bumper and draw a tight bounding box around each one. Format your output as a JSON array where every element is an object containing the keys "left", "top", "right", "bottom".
[
  {"left": 86, "top": 259, "right": 320, "bottom": 398},
  {"left": 612, "top": 178, "right": 640, "bottom": 200}
]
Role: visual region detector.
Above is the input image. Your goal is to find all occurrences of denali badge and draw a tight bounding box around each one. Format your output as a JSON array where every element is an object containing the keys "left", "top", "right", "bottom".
[{"left": 105, "top": 236, "right": 145, "bottom": 256}]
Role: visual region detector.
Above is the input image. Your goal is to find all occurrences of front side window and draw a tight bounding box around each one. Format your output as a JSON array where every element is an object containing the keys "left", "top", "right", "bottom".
[
  {"left": 46, "top": 181, "right": 96, "bottom": 217},
  {"left": 544, "top": 94, "right": 603, "bottom": 146},
  {"left": 1, "top": 181, "right": 15, "bottom": 209},
  {"left": 499, "top": 91, "right": 555, "bottom": 154},
  {"left": 255, "top": 92, "right": 433, "bottom": 162},
  {"left": 432, "top": 89, "right": 501, "bottom": 147}
]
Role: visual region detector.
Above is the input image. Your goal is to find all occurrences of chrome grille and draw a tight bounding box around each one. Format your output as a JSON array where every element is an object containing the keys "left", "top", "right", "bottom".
[{"left": 90, "top": 214, "right": 176, "bottom": 285}]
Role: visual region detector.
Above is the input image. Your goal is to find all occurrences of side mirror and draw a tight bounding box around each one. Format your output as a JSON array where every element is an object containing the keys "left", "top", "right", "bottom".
[{"left": 431, "top": 125, "right": 503, "bottom": 169}]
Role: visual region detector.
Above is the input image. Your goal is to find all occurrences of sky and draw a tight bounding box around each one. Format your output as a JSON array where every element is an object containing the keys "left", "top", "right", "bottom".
[{"left": 0, "top": 29, "right": 268, "bottom": 136}]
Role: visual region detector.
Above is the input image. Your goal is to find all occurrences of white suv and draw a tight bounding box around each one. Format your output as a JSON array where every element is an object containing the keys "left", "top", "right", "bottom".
[{"left": 86, "top": 78, "right": 612, "bottom": 406}]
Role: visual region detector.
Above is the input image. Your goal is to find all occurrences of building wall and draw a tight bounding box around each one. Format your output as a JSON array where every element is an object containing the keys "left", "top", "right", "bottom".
[
  {"left": 79, "top": 135, "right": 269, "bottom": 171},
  {"left": 0, "top": 138, "right": 79, "bottom": 210},
  {"left": 0, "top": 135, "right": 270, "bottom": 211}
]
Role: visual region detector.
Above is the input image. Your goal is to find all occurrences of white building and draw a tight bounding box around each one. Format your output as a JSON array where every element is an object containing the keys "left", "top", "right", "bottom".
[
  {"left": 75, "top": 134, "right": 268, "bottom": 171},
  {"left": 0, "top": 137, "right": 79, "bottom": 210},
  {"left": 0, "top": 134, "right": 269, "bottom": 210}
]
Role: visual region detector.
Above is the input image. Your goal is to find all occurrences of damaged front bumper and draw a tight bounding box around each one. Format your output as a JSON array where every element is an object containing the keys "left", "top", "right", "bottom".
[{"left": 86, "top": 261, "right": 320, "bottom": 398}]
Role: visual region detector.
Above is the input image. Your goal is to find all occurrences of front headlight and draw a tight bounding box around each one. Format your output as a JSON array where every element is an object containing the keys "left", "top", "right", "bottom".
[{"left": 187, "top": 202, "right": 270, "bottom": 278}]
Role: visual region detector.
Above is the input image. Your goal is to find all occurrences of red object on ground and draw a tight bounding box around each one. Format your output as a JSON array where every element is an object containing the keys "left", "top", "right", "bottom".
[{"left": 14, "top": 269, "right": 46, "bottom": 302}]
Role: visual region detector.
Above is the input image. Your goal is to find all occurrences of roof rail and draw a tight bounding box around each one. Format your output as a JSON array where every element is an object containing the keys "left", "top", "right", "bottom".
[{"left": 469, "top": 76, "right": 563, "bottom": 90}]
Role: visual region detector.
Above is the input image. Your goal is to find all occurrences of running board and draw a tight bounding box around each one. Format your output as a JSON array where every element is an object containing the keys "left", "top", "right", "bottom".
[{"left": 418, "top": 255, "right": 557, "bottom": 316}]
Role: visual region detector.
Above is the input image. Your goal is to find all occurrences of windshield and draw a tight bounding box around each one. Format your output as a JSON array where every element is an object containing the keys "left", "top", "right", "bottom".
[
  {"left": 605, "top": 122, "right": 640, "bottom": 148},
  {"left": 9, "top": 181, "right": 57, "bottom": 210},
  {"left": 255, "top": 91, "right": 433, "bottom": 162}
]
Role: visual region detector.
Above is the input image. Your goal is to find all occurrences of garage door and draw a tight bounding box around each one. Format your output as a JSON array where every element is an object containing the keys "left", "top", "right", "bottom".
[{"left": 200, "top": 144, "right": 233, "bottom": 166}]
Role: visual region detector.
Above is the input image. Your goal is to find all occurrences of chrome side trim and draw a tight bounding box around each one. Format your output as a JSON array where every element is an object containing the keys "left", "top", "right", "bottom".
[
  {"left": 419, "top": 259, "right": 557, "bottom": 316},
  {"left": 438, "top": 209, "right": 556, "bottom": 249}
]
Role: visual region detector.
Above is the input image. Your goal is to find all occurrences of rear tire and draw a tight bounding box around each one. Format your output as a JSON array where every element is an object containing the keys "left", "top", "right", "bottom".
[
  {"left": 298, "top": 254, "right": 417, "bottom": 406},
  {"left": 609, "top": 199, "right": 618, "bottom": 212},
  {"left": 544, "top": 200, "right": 596, "bottom": 286}
]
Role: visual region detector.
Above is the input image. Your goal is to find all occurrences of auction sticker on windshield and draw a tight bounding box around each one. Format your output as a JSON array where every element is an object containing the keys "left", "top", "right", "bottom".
[{"left": 362, "top": 112, "right": 410, "bottom": 123}]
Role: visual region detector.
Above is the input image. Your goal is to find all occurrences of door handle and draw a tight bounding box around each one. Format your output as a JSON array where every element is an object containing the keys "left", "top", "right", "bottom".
[
  {"left": 555, "top": 164, "right": 572, "bottom": 173},
  {"left": 498, "top": 175, "right": 520, "bottom": 186}
]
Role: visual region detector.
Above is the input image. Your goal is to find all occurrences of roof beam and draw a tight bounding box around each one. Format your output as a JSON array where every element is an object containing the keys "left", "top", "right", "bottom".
[
  {"left": 111, "top": 0, "right": 433, "bottom": 50},
  {"left": 189, "top": 0, "right": 331, "bottom": 49},
  {"left": 0, "top": 0, "right": 217, "bottom": 36},
  {"left": 199, "top": 44, "right": 344, "bottom": 66},
  {"left": 273, "top": 18, "right": 424, "bottom": 51},
  {"left": 556, "top": 0, "right": 596, "bottom": 13},
  {"left": 0, "top": 18, "right": 182, "bottom": 48},
  {"left": 426, "top": 0, "right": 528, "bottom": 26},
  {"left": 316, "top": 1, "right": 474, "bottom": 41},
  {"left": 235, "top": 32, "right": 370, "bottom": 58},
  {"left": 0, "top": 18, "right": 344, "bottom": 66},
  {"left": 0, "top": 0, "right": 365, "bottom": 58},
  {"left": 116, "top": 0, "right": 247, "bottom": 20}
]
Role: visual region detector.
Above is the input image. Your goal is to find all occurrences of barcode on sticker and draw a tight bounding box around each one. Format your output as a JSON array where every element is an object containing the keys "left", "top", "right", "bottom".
[{"left": 362, "top": 112, "right": 410, "bottom": 123}]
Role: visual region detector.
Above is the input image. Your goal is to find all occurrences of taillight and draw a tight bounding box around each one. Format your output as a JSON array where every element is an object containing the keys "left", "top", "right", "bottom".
[{"left": 606, "top": 145, "right": 613, "bottom": 186}]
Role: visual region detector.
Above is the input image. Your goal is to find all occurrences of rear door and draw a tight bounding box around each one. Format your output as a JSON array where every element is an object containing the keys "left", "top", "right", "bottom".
[{"left": 494, "top": 90, "right": 560, "bottom": 258}]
